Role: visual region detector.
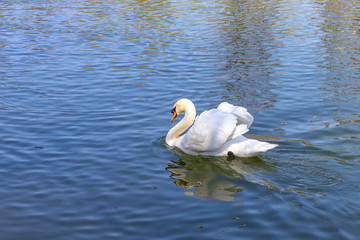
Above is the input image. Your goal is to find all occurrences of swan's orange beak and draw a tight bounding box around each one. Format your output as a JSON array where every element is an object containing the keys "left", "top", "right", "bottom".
[{"left": 170, "top": 107, "right": 177, "bottom": 123}]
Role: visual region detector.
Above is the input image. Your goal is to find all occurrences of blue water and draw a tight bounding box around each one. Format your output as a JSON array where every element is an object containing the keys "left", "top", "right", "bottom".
[{"left": 1, "top": 0, "right": 359, "bottom": 239}]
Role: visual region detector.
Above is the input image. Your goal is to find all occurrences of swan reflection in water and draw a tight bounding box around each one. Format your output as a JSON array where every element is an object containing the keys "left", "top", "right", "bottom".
[{"left": 165, "top": 148, "right": 271, "bottom": 201}]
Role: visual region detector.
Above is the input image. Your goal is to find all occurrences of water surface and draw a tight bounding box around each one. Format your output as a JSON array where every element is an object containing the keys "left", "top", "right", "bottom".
[{"left": 0, "top": 0, "right": 359, "bottom": 239}]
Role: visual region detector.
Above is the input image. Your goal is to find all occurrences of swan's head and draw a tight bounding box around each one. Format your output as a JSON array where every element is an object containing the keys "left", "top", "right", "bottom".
[{"left": 170, "top": 99, "right": 193, "bottom": 122}]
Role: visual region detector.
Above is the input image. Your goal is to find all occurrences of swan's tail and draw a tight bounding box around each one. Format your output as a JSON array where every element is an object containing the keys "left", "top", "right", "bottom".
[
  {"left": 243, "top": 140, "right": 278, "bottom": 157},
  {"left": 224, "top": 137, "right": 278, "bottom": 158},
  {"left": 258, "top": 142, "right": 278, "bottom": 152}
]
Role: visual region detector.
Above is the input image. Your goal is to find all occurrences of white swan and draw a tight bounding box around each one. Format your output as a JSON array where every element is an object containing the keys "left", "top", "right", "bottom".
[{"left": 166, "top": 99, "right": 278, "bottom": 157}]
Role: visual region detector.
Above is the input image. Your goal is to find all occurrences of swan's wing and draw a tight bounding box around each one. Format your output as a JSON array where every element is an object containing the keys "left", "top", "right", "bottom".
[
  {"left": 217, "top": 102, "right": 254, "bottom": 128},
  {"left": 181, "top": 109, "right": 237, "bottom": 152},
  {"left": 229, "top": 123, "right": 249, "bottom": 139}
]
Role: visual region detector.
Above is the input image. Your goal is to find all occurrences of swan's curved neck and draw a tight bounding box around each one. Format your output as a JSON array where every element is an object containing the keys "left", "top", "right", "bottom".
[{"left": 166, "top": 103, "right": 196, "bottom": 146}]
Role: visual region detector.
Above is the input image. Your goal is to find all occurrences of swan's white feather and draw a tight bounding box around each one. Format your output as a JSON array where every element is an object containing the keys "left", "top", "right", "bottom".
[
  {"left": 217, "top": 102, "right": 254, "bottom": 128},
  {"left": 229, "top": 124, "right": 249, "bottom": 139},
  {"left": 180, "top": 109, "right": 237, "bottom": 153}
]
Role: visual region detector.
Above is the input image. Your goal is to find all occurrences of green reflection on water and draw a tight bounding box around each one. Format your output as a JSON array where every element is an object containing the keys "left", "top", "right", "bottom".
[{"left": 166, "top": 147, "right": 272, "bottom": 201}]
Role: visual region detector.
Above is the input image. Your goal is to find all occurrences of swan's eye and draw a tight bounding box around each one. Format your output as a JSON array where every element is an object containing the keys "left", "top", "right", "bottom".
[{"left": 171, "top": 107, "right": 176, "bottom": 114}]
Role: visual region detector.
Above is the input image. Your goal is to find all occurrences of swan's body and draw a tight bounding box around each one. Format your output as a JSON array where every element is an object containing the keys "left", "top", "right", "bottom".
[{"left": 166, "top": 99, "right": 278, "bottom": 157}]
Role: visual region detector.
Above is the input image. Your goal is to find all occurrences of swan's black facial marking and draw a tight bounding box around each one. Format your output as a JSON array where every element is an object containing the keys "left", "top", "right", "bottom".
[{"left": 170, "top": 107, "right": 178, "bottom": 123}]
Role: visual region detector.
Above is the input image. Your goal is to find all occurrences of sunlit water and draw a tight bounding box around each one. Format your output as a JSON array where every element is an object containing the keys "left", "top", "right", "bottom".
[{"left": 1, "top": 0, "right": 359, "bottom": 239}]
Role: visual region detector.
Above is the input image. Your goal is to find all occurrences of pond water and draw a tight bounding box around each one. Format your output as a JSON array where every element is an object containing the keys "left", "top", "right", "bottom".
[{"left": 1, "top": 0, "right": 359, "bottom": 239}]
